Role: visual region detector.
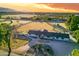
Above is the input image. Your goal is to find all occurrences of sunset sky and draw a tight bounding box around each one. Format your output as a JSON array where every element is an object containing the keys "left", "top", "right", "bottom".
[{"left": 0, "top": 3, "right": 79, "bottom": 12}]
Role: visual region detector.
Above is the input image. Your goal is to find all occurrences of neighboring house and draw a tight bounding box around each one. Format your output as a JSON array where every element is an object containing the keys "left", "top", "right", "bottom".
[
  {"left": 28, "top": 30, "right": 72, "bottom": 42},
  {"left": 50, "top": 19, "right": 66, "bottom": 23}
]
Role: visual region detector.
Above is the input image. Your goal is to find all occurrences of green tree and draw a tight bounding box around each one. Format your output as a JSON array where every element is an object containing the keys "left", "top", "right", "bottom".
[
  {"left": 72, "top": 30, "right": 79, "bottom": 43},
  {"left": 0, "top": 15, "right": 1, "bottom": 19},
  {"left": 66, "top": 16, "right": 72, "bottom": 26},
  {"left": 66, "top": 14, "right": 79, "bottom": 31},
  {"left": 48, "top": 18, "right": 52, "bottom": 21},
  {"left": 69, "top": 16, "right": 78, "bottom": 31},
  {"left": 71, "top": 49, "right": 79, "bottom": 56},
  {"left": 42, "top": 15, "right": 49, "bottom": 21},
  {"left": 32, "top": 16, "right": 40, "bottom": 20},
  {"left": 0, "top": 21, "right": 13, "bottom": 56}
]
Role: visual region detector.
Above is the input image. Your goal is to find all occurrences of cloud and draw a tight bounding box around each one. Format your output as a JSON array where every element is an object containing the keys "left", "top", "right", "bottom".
[
  {"left": 0, "top": 3, "right": 79, "bottom": 12},
  {"left": 31, "top": 4, "right": 79, "bottom": 12}
]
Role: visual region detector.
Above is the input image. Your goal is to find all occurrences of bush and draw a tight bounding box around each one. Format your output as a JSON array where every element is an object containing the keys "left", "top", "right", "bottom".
[
  {"left": 71, "top": 49, "right": 79, "bottom": 56},
  {"left": 72, "top": 30, "right": 79, "bottom": 43}
]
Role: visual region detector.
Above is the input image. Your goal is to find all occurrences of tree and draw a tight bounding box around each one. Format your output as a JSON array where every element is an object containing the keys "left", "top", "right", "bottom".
[
  {"left": 0, "top": 15, "right": 1, "bottom": 19},
  {"left": 66, "top": 14, "right": 79, "bottom": 31},
  {"left": 32, "top": 16, "right": 40, "bottom": 20},
  {"left": 0, "top": 21, "right": 13, "bottom": 56},
  {"left": 66, "top": 15, "right": 72, "bottom": 26},
  {"left": 70, "top": 16, "right": 79, "bottom": 31},
  {"left": 72, "top": 30, "right": 79, "bottom": 43},
  {"left": 71, "top": 49, "right": 79, "bottom": 56},
  {"left": 48, "top": 18, "right": 52, "bottom": 21},
  {"left": 42, "top": 15, "right": 49, "bottom": 21}
]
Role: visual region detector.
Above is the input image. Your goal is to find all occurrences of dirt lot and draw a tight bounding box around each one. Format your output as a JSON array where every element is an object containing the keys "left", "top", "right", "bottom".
[{"left": 17, "top": 22, "right": 57, "bottom": 33}]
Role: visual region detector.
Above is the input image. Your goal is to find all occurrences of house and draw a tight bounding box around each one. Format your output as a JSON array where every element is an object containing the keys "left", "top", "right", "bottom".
[
  {"left": 50, "top": 19, "right": 66, "bottom": 23},
  {"left": 28, "top": 30, "right": 72, "bottom": 42}
]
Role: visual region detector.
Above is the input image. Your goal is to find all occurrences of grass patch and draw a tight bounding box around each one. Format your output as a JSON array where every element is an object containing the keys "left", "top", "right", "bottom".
[
  {"left": 11, "top": 39, "right": 28, "bottom": 49},
  {"left": 0, "top": 39, "right": 28, "bottom": 51}
]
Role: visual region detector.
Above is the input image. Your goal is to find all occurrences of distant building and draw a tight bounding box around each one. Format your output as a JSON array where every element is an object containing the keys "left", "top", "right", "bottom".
[{"left": 50, "top": 19, "right": 66, "bottom": 23}]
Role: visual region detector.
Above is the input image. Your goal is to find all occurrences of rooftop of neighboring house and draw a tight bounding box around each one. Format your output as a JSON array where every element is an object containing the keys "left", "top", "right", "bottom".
[{"left": 28, "top": 30, "right": 70, "bottom": 39}]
